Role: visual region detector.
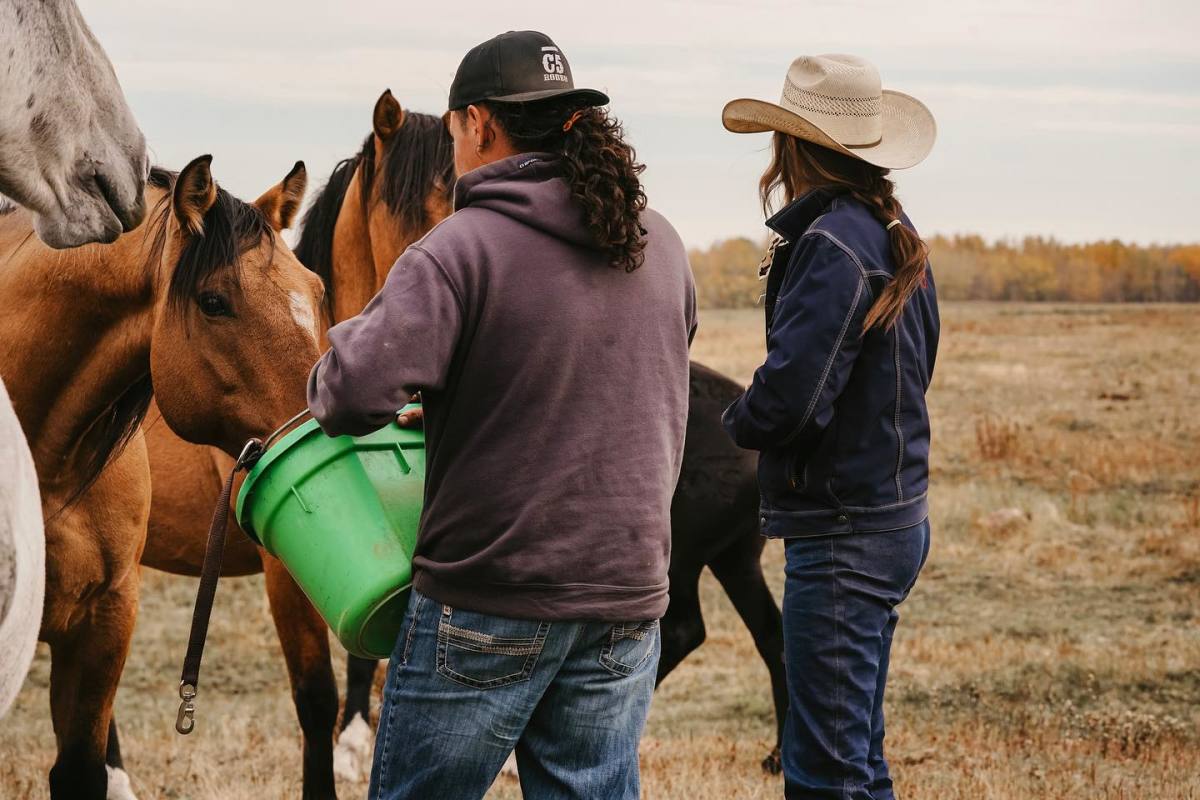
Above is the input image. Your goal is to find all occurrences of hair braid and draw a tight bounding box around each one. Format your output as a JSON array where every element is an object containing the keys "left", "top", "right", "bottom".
[{"left": 848, "top": 176, "right": 929, "bottom": 331}]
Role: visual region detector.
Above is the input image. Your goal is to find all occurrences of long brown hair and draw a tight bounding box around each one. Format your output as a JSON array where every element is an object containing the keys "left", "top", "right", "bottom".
[
  {"left": 760, "top": 133, "right": 928, "bottom": 331},
  {"left": 469, "top": 98, "right": 648, "bottom": 272}
]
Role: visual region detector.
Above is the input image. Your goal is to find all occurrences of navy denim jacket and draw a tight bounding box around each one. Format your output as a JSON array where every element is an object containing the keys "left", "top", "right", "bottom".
[{"left": 722, "top": 189, "right": 939, "bottom": 537}]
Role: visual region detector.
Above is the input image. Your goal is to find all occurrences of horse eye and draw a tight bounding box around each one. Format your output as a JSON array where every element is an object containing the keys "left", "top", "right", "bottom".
[{"left": 197, "top": 291, "right": 232, "bottom": 317}]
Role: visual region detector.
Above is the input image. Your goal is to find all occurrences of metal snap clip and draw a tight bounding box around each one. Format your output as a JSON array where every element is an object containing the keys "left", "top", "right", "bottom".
[{"left": 175, "top": 682, "right": 197, "bottom": 735}]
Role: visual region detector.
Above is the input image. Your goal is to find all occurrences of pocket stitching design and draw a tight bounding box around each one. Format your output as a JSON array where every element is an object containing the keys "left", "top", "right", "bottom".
[
  {"left": 435, "top": 605, "right": 549, "bottom": 690},
  {"left": 599, "top": 620, "right": 659, "bottom": 677}
]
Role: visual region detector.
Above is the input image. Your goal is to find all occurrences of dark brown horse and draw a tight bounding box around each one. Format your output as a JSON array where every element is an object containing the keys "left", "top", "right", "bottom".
[{"left": 298, "top": 92, "right": 787, "bottom": 778}]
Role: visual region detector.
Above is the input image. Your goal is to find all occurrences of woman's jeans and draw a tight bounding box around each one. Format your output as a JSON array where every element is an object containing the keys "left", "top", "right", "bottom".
[
  {"left": 368, "top": 589, "right": 660, "bottom": 800},
  {"left": 782, "top": 520, "right": 931, "bottom": 800}
]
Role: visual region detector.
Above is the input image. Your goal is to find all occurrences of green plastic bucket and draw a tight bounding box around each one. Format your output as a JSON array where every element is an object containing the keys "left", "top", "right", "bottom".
[{"left": 235, "top": 409, "right": 425, "bottom": 658}]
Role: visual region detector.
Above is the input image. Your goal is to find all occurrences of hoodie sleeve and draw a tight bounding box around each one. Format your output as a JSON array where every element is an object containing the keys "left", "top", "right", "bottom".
[
  {"left": 307, "top": 246, "right": 463, "bottom": 437},
  {"left": 721, "top": 233, "right": 872, "bottom": 452}
]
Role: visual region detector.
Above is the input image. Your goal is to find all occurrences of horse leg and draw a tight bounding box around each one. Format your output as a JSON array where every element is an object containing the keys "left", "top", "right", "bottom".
[
  {"left": 47, "top": 575, "right": 139, "bottom": 800},
  {"left": 655, "top": 560, "right": 706, "bottom": 686},
  {"left": 104, "top": 716, "right": 137, "bottom": 800},
  {"left": 708, "top": 528, "right": 786, "bottom": 775},
  {"left": 262, "top": 554, "right": 339, "bottom": 800},
  {"left": 335, "top": 655, "right": 379, "bottom": 783}
]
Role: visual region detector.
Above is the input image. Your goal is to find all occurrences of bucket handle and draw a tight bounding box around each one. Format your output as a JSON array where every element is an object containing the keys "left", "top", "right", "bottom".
[{"left": 262, "top": 408, "right": 313, "bottom": 452}]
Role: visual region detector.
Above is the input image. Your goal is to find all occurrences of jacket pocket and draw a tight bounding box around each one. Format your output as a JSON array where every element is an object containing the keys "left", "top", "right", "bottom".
[
  {"left": 787, "top": 452, "right": 807, "bottom": 493},
  {"left": 435, "top": 604, "right": 549, "bottom": 690},
  {"left": 758, "top": 448, "right": 807, "bottom": 498},
  {"left": 599, "top": 620, "right": 660, "bottom": 677},
  {"left": 758, "top": 449, "right": 794, "bottom": 498}
]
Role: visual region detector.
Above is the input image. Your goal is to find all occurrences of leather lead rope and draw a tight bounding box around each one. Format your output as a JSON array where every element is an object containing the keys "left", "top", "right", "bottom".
[{"left": 175, "top": 437, "right": 264, "bottom": 735}]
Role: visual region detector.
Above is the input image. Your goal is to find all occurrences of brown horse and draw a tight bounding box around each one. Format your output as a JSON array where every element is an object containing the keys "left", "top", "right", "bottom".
[
  {"left": 132, "top": 90, "right": 455, "bottom": 800},
  {"left": 139, "top": 90, "right": 787, "bottom": 794},
  {"left": 0, "top": 156, "right": 322, "bottom": 800}
]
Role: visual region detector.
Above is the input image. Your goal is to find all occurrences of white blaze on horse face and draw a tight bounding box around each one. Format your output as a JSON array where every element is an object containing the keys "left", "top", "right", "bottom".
[
  {"left": 0, "top": 0, "right": 148, "bottom": 249},
  {"left": 289, "top": 290, "right": 319, "bottom": 344}
]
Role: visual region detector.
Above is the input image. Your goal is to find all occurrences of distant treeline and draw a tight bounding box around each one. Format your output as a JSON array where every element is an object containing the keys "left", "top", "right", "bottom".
[{"left": 689, "top": 235, "right": 1200, "bottom": 307}]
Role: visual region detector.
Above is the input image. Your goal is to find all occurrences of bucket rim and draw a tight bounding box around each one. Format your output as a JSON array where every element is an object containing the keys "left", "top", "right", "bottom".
[
  {"left": 234, "top": 404, "right": 424, "bottom": 541},
  {"left": 235, "top": 417, "right": 325, "bottom": 541}
]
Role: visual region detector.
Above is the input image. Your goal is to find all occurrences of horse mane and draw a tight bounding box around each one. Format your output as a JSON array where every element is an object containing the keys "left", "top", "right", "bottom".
[
  {"left": 294, "top": 111, "right": 454, "bottom": 314},
  {"left": 60, "top": 166, "right": 273, "bottom": 512},
  {"left": 293, "top": 153, "right": 358, "bottom": 314}
]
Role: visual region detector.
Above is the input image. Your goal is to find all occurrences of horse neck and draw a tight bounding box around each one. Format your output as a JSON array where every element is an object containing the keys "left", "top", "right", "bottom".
[
  {"left": 330, "top": 169, "right": 385, "bottom": 324},
  {"left": 0, "top": 208, "right": 159, "bottom": 492},
  {"left": 329, "top": 168, "right": 447, "bottom": 324}
]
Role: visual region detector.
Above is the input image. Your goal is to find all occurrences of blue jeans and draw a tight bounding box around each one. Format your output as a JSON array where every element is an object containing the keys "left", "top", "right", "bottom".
[
  {"left": 781, "top": 520, "right": 931, "bottom": 800},
  {"left": 368, "top": 589, "right": 660, "bottom": 800}
]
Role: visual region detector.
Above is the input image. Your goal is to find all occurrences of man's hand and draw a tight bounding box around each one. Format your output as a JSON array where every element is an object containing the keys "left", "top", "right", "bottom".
[{"left": 397, "top": 396, "right": 424, "bottom": 428}]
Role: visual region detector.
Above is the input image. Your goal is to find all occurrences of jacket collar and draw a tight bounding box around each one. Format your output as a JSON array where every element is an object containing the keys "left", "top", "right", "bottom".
[{"left": 766, "top": 187, "right": 842, "bottom": 239}]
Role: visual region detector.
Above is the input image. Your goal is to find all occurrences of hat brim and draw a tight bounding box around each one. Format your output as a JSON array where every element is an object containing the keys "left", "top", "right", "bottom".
[
  {"left": 482, "top": 87, "right": 610, "bottom": 107},
  {"left": 722, "top": 89, "right": 935, "bottom": 169}
]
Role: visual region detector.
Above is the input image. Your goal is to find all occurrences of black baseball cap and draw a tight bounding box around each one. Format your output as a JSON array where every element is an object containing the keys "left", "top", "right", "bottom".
[{"left": 448, "top": 31, "right": 609, "bottom": 110}]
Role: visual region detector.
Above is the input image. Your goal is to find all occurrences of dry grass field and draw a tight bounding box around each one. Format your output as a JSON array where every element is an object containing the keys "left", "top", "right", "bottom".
[{"left": 2, "top": 303, "right": 1198, "bottom": 799}]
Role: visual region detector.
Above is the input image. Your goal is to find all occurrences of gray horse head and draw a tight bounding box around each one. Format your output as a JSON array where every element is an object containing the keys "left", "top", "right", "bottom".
[{"left": 0, "top": 0, "right": 148, "bottom": 248}]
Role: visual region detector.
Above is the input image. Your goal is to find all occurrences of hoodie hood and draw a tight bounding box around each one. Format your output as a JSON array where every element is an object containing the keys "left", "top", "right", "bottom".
[{"left": 452, "top": 153, "right": 597, "bottom": 250}]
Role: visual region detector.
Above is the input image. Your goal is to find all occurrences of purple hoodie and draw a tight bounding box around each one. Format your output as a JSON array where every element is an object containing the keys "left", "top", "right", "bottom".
[{"left": 307, "top": 153, "right": 696, "bottom": 621}]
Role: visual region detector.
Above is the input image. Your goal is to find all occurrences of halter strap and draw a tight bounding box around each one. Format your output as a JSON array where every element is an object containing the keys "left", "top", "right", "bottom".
[{"left": 174, "top": 437, "right": 263, "bottom": 734}]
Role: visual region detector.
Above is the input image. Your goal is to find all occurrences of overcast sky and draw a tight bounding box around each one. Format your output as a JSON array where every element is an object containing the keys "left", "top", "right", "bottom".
[{"left": 80, "top": 0, "right": 1199, "bottom": 248}]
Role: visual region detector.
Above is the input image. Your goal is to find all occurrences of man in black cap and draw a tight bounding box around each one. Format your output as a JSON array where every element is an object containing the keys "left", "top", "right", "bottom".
[{"left": 308, "top": 30, "right": 696, "bottom": 800}]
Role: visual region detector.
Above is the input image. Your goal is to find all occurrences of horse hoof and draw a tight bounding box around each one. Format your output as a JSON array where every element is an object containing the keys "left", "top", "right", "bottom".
[
  {"left": 106, "top": 765, "right": 139, "bottom": 800},
  {"left": 761, "top": 747, "right": 782, "bottom": 775},
  {"left": 333, "top": 714, "right": 374, "bottom": 783}
]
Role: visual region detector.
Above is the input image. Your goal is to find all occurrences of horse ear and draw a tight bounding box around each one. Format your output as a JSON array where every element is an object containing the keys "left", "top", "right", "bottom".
[
  {"left": 173, "top": 155, "right": 217, "bottom": 236},
  {"left": 372, "top": 89, "right": 405, "bottom": 141},
  {"left": 254, "top": 161, "right": 308, "bottom": 232}
]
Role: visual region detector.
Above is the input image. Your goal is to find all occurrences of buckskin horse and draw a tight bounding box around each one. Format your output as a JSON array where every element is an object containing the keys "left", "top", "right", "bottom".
[
  {"left": 139, "top": 91, "right": 787, "bottom": 795},
  {"left": 0, "top": 0, "right": 149, "bottom": 722},
  {"left": 0, "top": 156, "right": 323, "bottom": 800}
]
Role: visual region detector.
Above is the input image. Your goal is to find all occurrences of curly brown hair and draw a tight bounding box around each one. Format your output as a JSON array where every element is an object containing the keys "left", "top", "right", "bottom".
[
  {"left": 760, "top": 133, "right": 930, "bottom": 332},
  {"left": 473, "top": 98, "right": 649, "bottom": 272}
]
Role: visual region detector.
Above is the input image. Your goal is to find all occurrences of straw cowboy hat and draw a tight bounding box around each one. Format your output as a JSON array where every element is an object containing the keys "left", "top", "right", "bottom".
[{"left": 723, "top": 54, "right": 936, "bottom": 169}]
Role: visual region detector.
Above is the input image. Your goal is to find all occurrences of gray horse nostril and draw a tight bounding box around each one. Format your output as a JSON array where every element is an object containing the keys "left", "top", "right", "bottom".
[{"left": 93, "top": 169, "right": 143, "bottom": 232}]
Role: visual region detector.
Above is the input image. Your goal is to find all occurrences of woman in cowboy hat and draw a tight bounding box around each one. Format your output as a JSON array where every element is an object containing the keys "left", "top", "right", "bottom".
[{"left": 721, "top": 54, "right": 939, "bottom": 799}]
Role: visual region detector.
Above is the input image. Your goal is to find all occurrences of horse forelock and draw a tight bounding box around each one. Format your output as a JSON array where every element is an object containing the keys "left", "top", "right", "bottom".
[{"left": 142, "top": 167, "right": 274, "bottom": 315}]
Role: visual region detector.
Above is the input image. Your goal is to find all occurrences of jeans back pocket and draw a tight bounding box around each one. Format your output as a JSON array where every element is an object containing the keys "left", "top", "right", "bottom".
[
  {"left": 599, "top": 620, "right": 660, "bottom": 676},
  {"left": 435, "top": 604, "right": 550, "bottom": 689}
]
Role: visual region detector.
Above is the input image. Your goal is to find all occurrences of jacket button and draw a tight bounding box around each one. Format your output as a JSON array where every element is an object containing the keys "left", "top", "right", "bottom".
[{"left": 836, "top": 514, "right": 849, "bottom": 524}]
